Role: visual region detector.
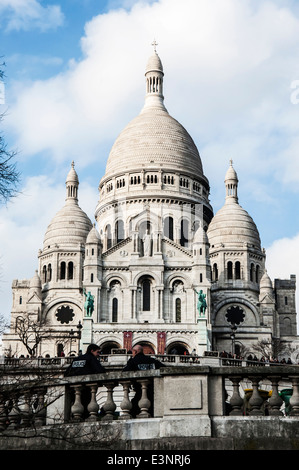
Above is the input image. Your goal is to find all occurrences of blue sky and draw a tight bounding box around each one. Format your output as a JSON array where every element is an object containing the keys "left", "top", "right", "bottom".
[{"left": 1, "top": 0, "right": 299, "bottom": 320}]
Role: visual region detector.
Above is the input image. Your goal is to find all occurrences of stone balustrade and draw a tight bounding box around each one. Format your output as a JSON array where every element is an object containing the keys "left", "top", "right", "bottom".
[{"left": 1, "top": 364, "right": 299, "bottom": 431}]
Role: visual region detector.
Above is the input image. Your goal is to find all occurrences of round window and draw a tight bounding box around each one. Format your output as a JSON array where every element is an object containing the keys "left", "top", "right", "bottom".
[
  {"left": 225, "top": 306, "right": 245, "bottom": 325},
  {"left": 55, "top": 305, "right": 75, "bottom": 324}
]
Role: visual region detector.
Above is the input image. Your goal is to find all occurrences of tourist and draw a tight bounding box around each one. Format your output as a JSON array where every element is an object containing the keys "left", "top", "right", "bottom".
[
  {"left": 123, "top": 345, "right": 165, "bottom": 417},
  {"left": 64, "top": 343, "right": 106, "bottom": 376}
]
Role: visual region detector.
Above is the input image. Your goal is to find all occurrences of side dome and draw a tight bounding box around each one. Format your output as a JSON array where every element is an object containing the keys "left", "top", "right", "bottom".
[
  {"left": 104, "top": 50, "right": 204, "bottom": 180},
  {"left": 207, "top": 161, "right": 261, "bottom": 250},
  {"left": 43, "top": 162, "right": 92, "bottom": 249}
]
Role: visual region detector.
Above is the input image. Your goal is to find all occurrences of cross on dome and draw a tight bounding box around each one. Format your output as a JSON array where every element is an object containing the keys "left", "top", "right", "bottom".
[{"left": 151, "top": 39, "right": 158, "bottom": 53}]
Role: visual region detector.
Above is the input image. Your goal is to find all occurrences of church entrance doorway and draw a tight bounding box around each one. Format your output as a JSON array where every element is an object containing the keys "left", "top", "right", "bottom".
[
  {"left": 167, "top": 342, "right": 189, "bottom": 355},
  {"left": 101, "top": 341, "right": 121, "bottom": 354},
  {"left": 136, "top": 342, "right": 155, "bottom": 355}
]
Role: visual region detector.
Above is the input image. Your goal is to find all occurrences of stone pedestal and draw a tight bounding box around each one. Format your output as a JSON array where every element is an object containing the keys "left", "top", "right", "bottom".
[
  {"left": 197, "top": 316, "right": 208, "bottom": 355},
  {"left": 80, "top": 317, "right": 93, "bottom": 352}
]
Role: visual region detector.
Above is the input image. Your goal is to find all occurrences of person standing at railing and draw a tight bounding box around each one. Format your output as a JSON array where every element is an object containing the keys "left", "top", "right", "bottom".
[
  {"left": 64, "top": 344, "right": 106, "bottom": 376},
  {"left": 123, "top": 344, "right": 165, "bottom": 417},
  {"left": 64, "top": 344, "right": 106, "bottom": 420}
]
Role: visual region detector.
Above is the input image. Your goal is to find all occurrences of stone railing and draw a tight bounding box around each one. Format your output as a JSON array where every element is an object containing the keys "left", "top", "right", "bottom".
[{"left": 1, "top": 364, "right": 299, "bottom": 433}]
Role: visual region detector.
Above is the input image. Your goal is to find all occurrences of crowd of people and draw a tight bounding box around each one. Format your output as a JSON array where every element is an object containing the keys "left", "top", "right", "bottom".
[{"left": 219, "top": 350, "right": 293, "bottom": 364}]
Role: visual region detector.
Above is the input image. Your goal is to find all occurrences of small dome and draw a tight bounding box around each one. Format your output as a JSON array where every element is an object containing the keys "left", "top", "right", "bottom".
[
  {"left": 30, "top": 270, "right": 41, "bottom": 289},
  {"left": 145, "top": 51, "right": 163, "bottom": 74},
  {"left": 86, "top": 224, "right": 101, "bottom": 244},
  {"left": 43, "top": 204, "right": 92, "bottom": 249},
  {"left": 207, "top": 203, "right": 261, "bottom": 249},
  {"left": 193, "top": 225, "right": 208, "bottom": 245},
  {"left": 66, "top": 161, "right": 79, "bottom": 184},
  {"left": 43, "top": 163, "right": 92, "bottom": 249},
  {"left": 207, "top": 163, "right": 261, "bottom": 250},
  {"left": 225, "top": 161, "right": 238, "bottom": 183},
  {"left": 260, "top": 270, "right": 273, "bottom": 291}
]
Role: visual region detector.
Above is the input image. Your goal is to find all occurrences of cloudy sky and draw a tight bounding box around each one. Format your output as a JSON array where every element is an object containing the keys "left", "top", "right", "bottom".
[{"left": 0, "top": 0, "right": 299, "bottom": 322}]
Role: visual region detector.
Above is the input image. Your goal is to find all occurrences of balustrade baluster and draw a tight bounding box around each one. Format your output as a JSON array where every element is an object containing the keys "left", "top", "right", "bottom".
[
  {"left": 20, "top": 391, "right": 32, "bottom": 427},
  {"left": 289, "top": 376, "right": 299, "bottom": 416},
  {"left": 34, "top": 388, "right": 47, "bottom": 426},
  {"left": 120, "top": 380, "right": 133, "bottom": 419},
  {"left": 8, "top": 397, "right": 20, "bottom": 428},
  {"left": 229, "top": 376, "right": 243, "bottom": 416},
  {"left": 86, "top": 383, "right": 99, "bottom": 421},
  {"left": 137, "top": 379, "right": 151, "bottom": 418},
  {"left": 248, "top": 377, "right": 263, "bottom": 415},
  {"left": 102, "top": 382, "right": 117, "bottom": 420},
  {"left": 70, "top": 385, "right": 84, "bottom": 421},
  {"left": 0, "top": 394, "right": 7, "bottom": 431},
  {"left": 268, "top": 376, "right": 283, "bottom": 416}
]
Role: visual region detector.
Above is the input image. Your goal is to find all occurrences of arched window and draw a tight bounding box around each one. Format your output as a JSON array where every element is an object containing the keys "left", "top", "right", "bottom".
[
  {"left": 112, "top": 298, "right": 118, "bottom": 322},
  {"left": 47, "top": 264, "right": 52, "bottom": 282},
  {"left": 235, "top": 261, "right": 241, "bottom": 280},
  {"left": 227, "top": 261, "right": 233, "bottom": 280},
  {"left": 68, "top": 261, "right": 74, "bottom": 280},
  {"left": 164, "top": 216, "right": 174, "bottom": 240},
  {"left": 180, "top": 219, "right": 189, "bottom": 247},
  {"left": 175, "top": 298, "right": 181, "bottom": 322},
  {"left": 213, "top": 263, "right": 218, "bottom": 281},
  {"left": 60, "top": 261, "right": 66, "bottom": 280},
  {"left": 106, "top": 224, "right": 112, "bottom": 250},
  {"left": 90, "top": 273, "right": 94, "bottom": 283},
  {"left": 256, "top": 265, "right": 260, "bottom": 283},
  {"left": 42, "top": 265, "right": 47, "bottom": 283},
  {"left": 143, "top": 279, "right": 151, "bottom": 311},
  {"left": 115, "top": 219, "right": 124, "bottom": 243},
  {"left": 250, "top": 263, "right": 254, "bottom": 282}
]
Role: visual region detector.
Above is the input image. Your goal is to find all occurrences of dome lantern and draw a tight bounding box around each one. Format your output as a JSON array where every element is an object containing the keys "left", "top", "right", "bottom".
[{"left": 143, "top": 40, "right": 166, "bottom": 112}]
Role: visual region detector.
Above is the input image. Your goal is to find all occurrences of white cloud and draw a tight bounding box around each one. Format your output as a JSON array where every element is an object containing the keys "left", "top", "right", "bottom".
[
  {"left": 0, "top": 0, "right": 64, "bottom": 32},
  {"left": 4, "top": 0, "right": 299, "bottom": 190}
]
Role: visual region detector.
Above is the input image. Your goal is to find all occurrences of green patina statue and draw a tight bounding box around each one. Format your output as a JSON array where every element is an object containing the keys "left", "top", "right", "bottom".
[
  {"left": 83, "top": 288, "right": 94, "bottom": 317},
  {"left": 194, "top": 288, "right": 207, "bottom": 316}
]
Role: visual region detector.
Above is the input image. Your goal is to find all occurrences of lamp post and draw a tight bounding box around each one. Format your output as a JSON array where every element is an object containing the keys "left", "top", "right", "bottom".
[
  {"left": 69, "top": 321, "right": 83, "bottom": 354},
  {"left": 230, "top": 322, "right": 237, "bottom": 356}
]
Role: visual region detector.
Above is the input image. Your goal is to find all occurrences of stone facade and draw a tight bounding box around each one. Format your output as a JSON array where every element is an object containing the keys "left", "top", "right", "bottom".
[{"left": 2, "top": 49, "right": 297, "bottom": 358}]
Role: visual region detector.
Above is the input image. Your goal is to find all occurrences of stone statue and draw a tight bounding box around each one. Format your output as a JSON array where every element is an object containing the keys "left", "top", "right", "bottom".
[
  {"left": 83, "top": 288, "right": 94, "bottom": 317},
  {"left": 194, "top": 288, "right": 207, "bottom": 316},
  {"left": 142, "top": 230, "right": 151, "bottom": 256}
]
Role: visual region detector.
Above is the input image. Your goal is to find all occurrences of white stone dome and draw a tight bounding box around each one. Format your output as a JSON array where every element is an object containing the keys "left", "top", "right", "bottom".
[
  {"left": 43, "top": 163, "right": 92, "bottom": 249},
  {"left": 105, "top": 108, "right": 204, "bottom": 178},
  {"left": 207, "top": 162, "right": 261, "bottom": 250},
  {"left": 86, "top": 224, "right": 101, "bottom": 244},
  {"left": 207, "top": 203, "right": 261, "bottom": 249},
  {"left": 104, "top": 51, "right": 204, "bottom": 180}
]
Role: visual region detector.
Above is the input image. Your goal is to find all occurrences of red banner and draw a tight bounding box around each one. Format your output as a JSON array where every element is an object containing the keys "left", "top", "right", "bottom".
[
  {"left": 157, "top": 331, "right": 166, "bottom": 355},
  {"left": 123, "top": 331, "right": 133, "bottom": 352}
]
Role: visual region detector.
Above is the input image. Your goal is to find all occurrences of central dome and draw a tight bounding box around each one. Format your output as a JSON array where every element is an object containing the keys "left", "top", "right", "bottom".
[
  {"left": 105, "top": 107, "right": 203, "bottom": 177},
  {"left": 104, "top": 50, "right": 204, "bottom": 180}
]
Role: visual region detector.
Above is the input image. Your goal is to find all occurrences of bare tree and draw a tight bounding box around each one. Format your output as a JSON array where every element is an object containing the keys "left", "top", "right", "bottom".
[
  {"left": 15, "top": 314, "right": 51, "bottom": 357},
  {"left": 0, "top": 62, "right": 20, "bottom": 204}
]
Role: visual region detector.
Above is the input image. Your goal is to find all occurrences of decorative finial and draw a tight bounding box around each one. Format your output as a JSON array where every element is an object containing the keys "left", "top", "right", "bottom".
[
  {"left": 229, "top": 159, "right": 233, "bottom": 166},
  {"left": 152, "top": 39, "right": 158, "bottom": 53},
  {"left": 71, "top": 161, "right": 75, "bottom": 168}
]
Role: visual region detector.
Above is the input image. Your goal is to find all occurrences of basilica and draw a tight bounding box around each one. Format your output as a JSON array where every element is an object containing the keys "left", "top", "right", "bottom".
[{"left": 2, "top": 48, "right": 297, "bottom": 358}]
